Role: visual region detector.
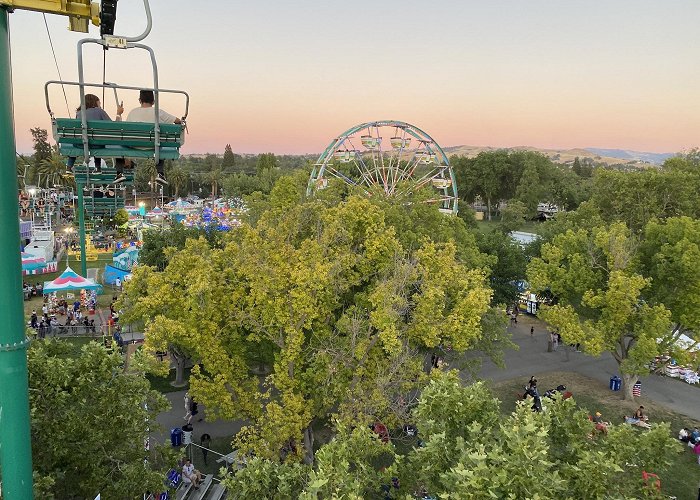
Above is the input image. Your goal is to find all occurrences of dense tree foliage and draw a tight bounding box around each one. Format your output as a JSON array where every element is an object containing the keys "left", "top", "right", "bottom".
[
  {"left": 121, "top": 195, "right": 496, "bottom": 463},
  {"left": 222, "top": 371, "right": 681, "bottom": 499},
  {"left": 452, "top": 150, "right": 591, "bottom": 220},
  {"left": 527, "top": 219, "right": 699, "bottom": 399},
  {"left": 138, "top": 222, "right": 224, "bottom": 271},
  {"left": 27, "top": 341, "right": 171, "bottom": 498}
]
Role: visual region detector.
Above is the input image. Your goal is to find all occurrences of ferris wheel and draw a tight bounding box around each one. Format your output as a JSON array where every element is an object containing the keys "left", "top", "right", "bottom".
[{"left": 308, "top": 120, "right": 458, "bottom": 214}]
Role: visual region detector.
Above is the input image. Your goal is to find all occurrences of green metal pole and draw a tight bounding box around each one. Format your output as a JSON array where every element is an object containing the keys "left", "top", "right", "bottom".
[
  {"left": 77, "top": 182, "right": 87, "bottom": 276},
  {"left": 0, "top": 7, "right": 35, "bottom": 498}
]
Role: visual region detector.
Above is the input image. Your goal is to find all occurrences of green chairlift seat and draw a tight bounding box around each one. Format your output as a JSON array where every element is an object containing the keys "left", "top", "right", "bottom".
[{"left": 53, "top": 118, "right": 185, "bottom": 160}]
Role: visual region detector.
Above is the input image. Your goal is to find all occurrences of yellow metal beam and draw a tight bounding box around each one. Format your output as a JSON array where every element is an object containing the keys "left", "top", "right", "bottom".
[{"left": 0, "top": 0, "right": 100, "bottom": 32}]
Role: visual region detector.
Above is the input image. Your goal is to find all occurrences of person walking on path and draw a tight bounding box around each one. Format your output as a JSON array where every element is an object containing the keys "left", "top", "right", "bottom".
[
  {"left": 530, "top": 326, "right": 534, "bottom": 339},
  {"left": 552, "top": 332, "right": 559, "bottom": 351},
  {"left": 200, "top": 433, "right": 212, "bottom": 465}
]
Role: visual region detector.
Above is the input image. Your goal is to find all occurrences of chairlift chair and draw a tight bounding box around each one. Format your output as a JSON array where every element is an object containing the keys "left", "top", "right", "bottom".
[{"left": 45, "top": 0, "right": 189, "bottom": 186}]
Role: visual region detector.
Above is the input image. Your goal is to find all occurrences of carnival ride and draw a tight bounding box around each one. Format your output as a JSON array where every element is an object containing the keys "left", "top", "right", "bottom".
[{"left": 308, "top": 120, "right": 459, "bottom": 214}]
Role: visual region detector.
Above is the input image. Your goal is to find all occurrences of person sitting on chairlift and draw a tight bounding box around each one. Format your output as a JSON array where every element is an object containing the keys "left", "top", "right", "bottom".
[
  {"left": 66, "top": 93, "right": 123, "bottom": 173},
  {"left": 122, "top": 90, "right": 182, "bottom": 186}
]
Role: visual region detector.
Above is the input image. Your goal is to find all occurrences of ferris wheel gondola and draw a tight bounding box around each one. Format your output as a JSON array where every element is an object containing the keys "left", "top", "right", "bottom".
[{"left": 308, "top": 120, "right": 458, "bottom": 214}]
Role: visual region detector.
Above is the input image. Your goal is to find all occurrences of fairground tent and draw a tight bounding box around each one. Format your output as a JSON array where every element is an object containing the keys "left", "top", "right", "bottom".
[
  {"left": 21, "top": 251, "right": 46, "bottom": 271},
  {"left": 43, "top": 267, "right": 101, "bottom": 294}
]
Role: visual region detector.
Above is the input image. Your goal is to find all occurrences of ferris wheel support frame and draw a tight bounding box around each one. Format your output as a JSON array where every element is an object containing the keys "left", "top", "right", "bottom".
[{"left": 307, "top": 120, "right": 459, "bottom": 214}]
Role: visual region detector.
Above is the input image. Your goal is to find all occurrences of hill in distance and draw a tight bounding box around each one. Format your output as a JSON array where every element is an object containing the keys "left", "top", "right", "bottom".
[{"left": 443, "top": 145, "right": 675, "bottom": 167}]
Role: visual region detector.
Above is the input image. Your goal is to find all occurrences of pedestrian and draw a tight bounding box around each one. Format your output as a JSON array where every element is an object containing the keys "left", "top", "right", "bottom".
[
  {"left": 191, "top": 398, "right": 202, "bottom": 422},
  {"left": 184, "top": 392, "right": 192, "bottom": 422},
  {"left": 200, "top": 433, "right": 212, "bottom": 465},
  {"left": 530, "top": 326, "right": 534, "bottom": 338},
  {"left": 552, "top": 332, "right": 559, "bottom": 351}
]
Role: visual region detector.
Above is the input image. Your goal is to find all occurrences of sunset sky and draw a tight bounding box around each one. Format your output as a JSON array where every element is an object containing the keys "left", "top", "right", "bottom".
[{"left": 7, "top": 0, "right": 700, "bottom": 155}]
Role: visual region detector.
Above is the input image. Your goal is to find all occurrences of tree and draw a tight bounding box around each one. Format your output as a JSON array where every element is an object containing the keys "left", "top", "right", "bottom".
[
  {"left": 38, "top": 153, "right": 70, "bottom": 188},
  {"left": 256, "top": 152, "right": 278, "bottom": 175},
  {"left": 527, "top": 222, "right": 679, "bottom": 399},
  {"left": 113, "top": 207, "right": 129, "bottom": 227},
  {"left": 476, "top": 229, "right": 528, "bottom": 306},
  {"left": 28, "top": 340, "right": 171, "bottom": 498},
  {"left": 638, "top": 216, "right": 700, "bottom": 348},
  {"left": 206, "top": 168, "right": 223, "bottom": 197},
  {"left": 222, "top": 425, "right": 394, "bottom": 499},
  {"left": 222, "top": 144, "right": 236, "bottom": 170},
  {"left": 572, "top": 156, "right": 582, "bottom": 176},
  {"left": 221, "top": 371, "right": 681, "bottom": 498},
  {"left": 400, "top": 371, "right": 681, "bottom": 498},
  {"left": 499, "top": 200, "right": 527, "bottom": 234},
  {"left": 31, "top": 127, "right": 52, "bottom": 175},
  {"left": 591, "top": 168, "right": 698, "bottom": 231},
  {"left": 168, "top": 165, "right": 189, "bottom": 198},
  {"left": 121, "top": 195, "right": 494, "bottom": 464}
]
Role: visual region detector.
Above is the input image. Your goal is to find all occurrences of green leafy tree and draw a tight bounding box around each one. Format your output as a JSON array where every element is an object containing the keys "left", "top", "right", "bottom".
[
  {"left": 527, "top": 223, "right": 677, "bottom": 399},
  {"left": 476, "top": 229, "right": 528, "bottom": 306},
  {"left": 222, "top": 143, "right": 236, "bottom": 170},
  {"left": 28, "top": 340, "right": 171, "bottom": 498},
  {"left": 499, "top": 200, "right": 527, "bottom": 234},
  {"left": 168, "top": 165, "right": 189, "bottom": 198},
  {"left": 638, "top": 216, "right": 700, "bottom": 348},
  {"left": 121, "top": 195, "right": 494, "bottom": 464},
  {"left": 591, "top": 168, "right": 698, "bottom": 231},
  {"left": 221, "top": 371, "right": 681, "bottom": 498},
  {"left": 113, "top": 207, "right": 129, "bottom": 227},
  {"left": 401, "top": 371, "right": 681, "bottom": 498},
  {"left": 572, "top": 156, "right": 582, "bottom": 176},
  {"left": 256, "top": 152, "right": 278, "bottom": 175},
  {"left": 206, "top": 168, "right": 223, "bottom": 197},
  {"left": 31, "top": 127, "right": 52, "bottom": 176}
]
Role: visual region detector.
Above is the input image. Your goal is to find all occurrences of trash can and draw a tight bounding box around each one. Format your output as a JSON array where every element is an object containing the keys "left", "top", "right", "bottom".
[
  {"left": 170, "top": 427, "right": 182, "bottom": 447},
  {"left": 182, "top": 424, "right": 193, "bottom": 446},
  {"left": 633, "top": 380, "right": 641, "bottom": 397},
  {"left": 610, "top": 376, "right": 621, "bottom": 391}
]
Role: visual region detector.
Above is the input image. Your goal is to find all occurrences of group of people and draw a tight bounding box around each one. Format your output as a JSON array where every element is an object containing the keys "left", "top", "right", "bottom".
[
  {"left": 678, "top": 427, "right": 700, "bottom": 465},
  {"left": 22, "top": 282, "right": 43, "bottom": 300},
  {"left": 68, "top": 90, "right": 182, "bottom": 186}
]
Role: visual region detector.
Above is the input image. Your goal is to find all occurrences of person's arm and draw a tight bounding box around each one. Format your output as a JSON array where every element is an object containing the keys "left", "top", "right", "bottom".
[
  {"left": 158, "top": 109, "right": 180, "bottom": 124},
  {"left": 115, "top": 102, "right": 124, "bottom": 122}
]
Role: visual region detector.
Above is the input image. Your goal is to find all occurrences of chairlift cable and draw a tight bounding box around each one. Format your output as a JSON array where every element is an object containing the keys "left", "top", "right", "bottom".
[{"left": 42, "top": 14, "right": 71, "bottom": 117}]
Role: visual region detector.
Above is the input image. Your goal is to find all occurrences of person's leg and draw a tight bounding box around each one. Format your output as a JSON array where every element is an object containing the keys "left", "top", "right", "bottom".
[
  {"left": 113, "top": 159, "right": 126, "bottom": 183},
  {"left": 155, "top": 160, "right": 168, "bottom": 185},
  {"left": 94, "top": 157, "right": 102, "bottom": 172}
]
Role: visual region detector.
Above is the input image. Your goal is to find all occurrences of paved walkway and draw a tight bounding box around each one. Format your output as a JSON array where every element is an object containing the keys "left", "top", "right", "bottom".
[
  {"left": 471, "top": 315, "right": 700, "bottom": 420},
  {"left": 154, "top": 391, "right": 247, "bottom": 442}
]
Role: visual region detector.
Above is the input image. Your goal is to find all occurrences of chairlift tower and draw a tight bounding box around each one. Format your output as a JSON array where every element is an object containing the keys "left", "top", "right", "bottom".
[{"left": 0, "top": 2, "right": 99, "bottom": 498}]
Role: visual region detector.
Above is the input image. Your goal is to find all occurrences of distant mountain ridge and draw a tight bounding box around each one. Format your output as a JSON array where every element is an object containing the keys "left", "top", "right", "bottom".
[
  {"left": 443, "top": 145, "right": 676, "bottom": 167},
  {"left": 584, "top": 148, "right": 674, "bottom": 165}
]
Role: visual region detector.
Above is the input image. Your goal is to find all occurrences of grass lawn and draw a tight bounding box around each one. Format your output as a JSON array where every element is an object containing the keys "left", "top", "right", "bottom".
[{"left": 491, "top": 371, "right": 700, "bottom": 500}]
